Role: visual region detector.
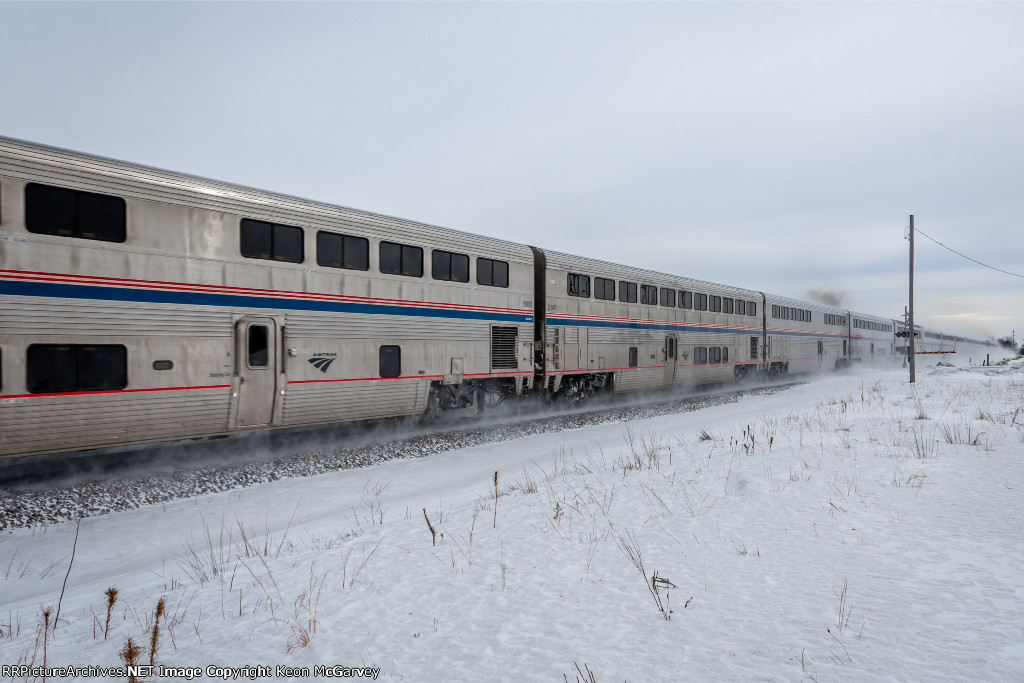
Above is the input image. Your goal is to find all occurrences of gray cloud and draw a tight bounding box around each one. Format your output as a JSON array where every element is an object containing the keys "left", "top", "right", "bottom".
[{"left": 1, "top": 2, "right": 1021, "bottom": 337}]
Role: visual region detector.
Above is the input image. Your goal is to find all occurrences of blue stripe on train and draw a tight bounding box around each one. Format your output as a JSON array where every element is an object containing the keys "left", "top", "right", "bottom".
[{"left": 0, "top": 280, "right": 534, "bottom": 324}]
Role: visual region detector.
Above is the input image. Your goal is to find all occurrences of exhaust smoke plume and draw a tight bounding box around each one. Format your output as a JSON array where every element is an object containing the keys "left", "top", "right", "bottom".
[{"left": 807, "top": 288, "right": 846, "bottom": 307}]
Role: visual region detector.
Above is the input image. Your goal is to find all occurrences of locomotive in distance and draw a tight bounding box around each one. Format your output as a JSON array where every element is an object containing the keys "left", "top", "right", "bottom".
[{"left": 0, "top": 137, "right": 994, "bottom": 459}]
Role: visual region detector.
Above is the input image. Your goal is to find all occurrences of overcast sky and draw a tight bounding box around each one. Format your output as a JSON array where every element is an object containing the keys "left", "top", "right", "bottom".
[{"left": 2, "top": 1, "right": 1021, "bottom": 339}]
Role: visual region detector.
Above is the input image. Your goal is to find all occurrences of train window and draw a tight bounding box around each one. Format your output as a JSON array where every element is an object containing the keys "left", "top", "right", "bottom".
[
  {"left": 737, "top": 300, "right": 746, "bottom": 316},
  {"left": 694, "top": 347, "right": 708, "bottom": 365},
  {"left": 629, "top": 347, "right": 638, "bottom": 368},
  {"left": 679, "top": 290, "right": 692, "bottom": 309},
  {"left": 619, "top": 281, "right": 637, "bottom": 303},
  {"left": 594, "top": 277, "right": 615, "bottom": 301},
  {"left": 695, "top": 293, "right": 708, "bottom": 311},
  {"left": 567, "top": 273, "right": 591, "bottom": 297},
  {"left": 710, "top": 296, "right": 721, "bottom": 313},
  {"left": 153, "top": 360, "right": 173, "bottom": 371},
  {"left": 27, "top": 344, "right": 127, "bottom": 393},
  {"left": 772, "top": 305, "right": 779, "bottom": 319},
  {"left": 317, "top": 231, "right": 370, "bottom": 271},
  {"left": 379, "top": 345, "right": 401, "bottom": 378},
  {"left": 248, "top": 325, "right": 269, "bottom": 368},
  {"left": 723, "top": 298, "right": 734, "bottom": 314},
  {"left": 722, "top": 347, "right": 729, "bottom": 363},
  {"left": 26, "top": 183, "right": 126, "bottom": 243},
  {"left": 748, "top": 301, "right": 757, "bottom": 317},
  {"left": 380, "top": 241, "right": 423, "bottom": 277},
  {"left": 640, "top": 284, "right": 658, "bottom": 305},
  {"left": 710, "top": 347, "right": 721, "bottom": 364},
  {"left": 660, "top": 288, "right": 676, "bottom": 307},
  {"left": 432, "top": 249, "right": 470, "bottom": 283},
  {"left": 240, "top": 219, "right": 304, "bottom": 263},
  {"left": 477, "top": 258, "right": 509, "bottom": 287}
]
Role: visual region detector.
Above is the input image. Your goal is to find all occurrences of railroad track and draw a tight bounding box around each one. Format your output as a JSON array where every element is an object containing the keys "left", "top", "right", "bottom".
[{"left": 0, "top": 381, "right": 803, "bottom": 530}]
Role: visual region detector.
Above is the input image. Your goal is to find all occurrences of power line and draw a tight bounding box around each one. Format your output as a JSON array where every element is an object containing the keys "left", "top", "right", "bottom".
[{"left": 912, "top": 226, "right": 1024, "bottom": 278}]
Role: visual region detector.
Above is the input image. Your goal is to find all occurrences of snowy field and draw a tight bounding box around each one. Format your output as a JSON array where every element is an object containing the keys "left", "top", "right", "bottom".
[{"left": 2, "top": 359, "right": 1023, "bottom": 682}]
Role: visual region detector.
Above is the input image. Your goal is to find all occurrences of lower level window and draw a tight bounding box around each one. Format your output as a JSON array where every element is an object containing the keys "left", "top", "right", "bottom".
[
  {"left": 380, "top": 345, "right": 401, "bottom": 378},
  {"left": 694, "top": 347, "right": 708, "bottom": 365},
  {"left": 27, "top": 344, "right": 127, "bottom": 393},
  {"left": 629, "top": 347, "right": 638, "bottom": 367}
]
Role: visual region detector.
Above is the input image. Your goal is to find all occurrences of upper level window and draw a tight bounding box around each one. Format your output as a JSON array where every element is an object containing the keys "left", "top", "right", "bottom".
[
  {"left": 477, "top": 257, "right": 509, "bottom": 287},
  {"left": 723, "top": 298, "right": 734, "bottom": 314},
  {"left": 27, "top": 344, "right": 127, "bottom": 394},
  {"left": 640, "top": 284, "right": 658, "bottom": 305},
  {"left": 772, "top": 305, "right": 780, "bottom": 319},
  {"left": 679, "top": 291, "right": 692, "bottom": 309},
  {"left": 660, "top": 288, "right": 676, "bottom": 307},
  {"left": 26, "top": 183, "right": 126, "bottom": 243},
  {"left": 380, "top": 241, "right": 423, "bottom": 277},
  {"left": 695, "top": 293, "right": 708, "bottom": 311},
  {"left": 709, "top": 295, "right": 721, "bottom": 312},
  {"left": 748, "top": 301, "right": 757, "bottom": 317},
  {"left": 736, "top": 300, "right": 746, "bottom": 316},
  {"left": 619, "top": 281, "right": 638, "bottom": 303},
  {"left": 432, "top": 249, "right": 470, "bottom": 283},
  {"left": 241, "top": 218, "right": 303, "bottom": 263},
  {"left": 317, "top": 231, "right": 369, "bottom": 270},
  {"left": 568, "top": 273, "right": 591, "bottom": 297},
  {"left": 594, "top": 277, "right": 615, "bottom": 301}
]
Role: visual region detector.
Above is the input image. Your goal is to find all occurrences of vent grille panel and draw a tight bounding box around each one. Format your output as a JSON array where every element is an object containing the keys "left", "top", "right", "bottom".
[{"left": 490, "top": 326, "right": 518, "bottom": 370}]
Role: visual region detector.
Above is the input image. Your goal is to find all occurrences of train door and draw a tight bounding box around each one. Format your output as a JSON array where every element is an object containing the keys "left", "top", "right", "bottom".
[
  {"left": 817, "top": 340, "right": 824, "bottom": 368},
  {"left": 578, "top": 328, "right": 589, "bottom": 370},
  {"left": 664, "top": 335, "right": 677, "bottom": 386},
  {"left": 236, "top": 316, "right": 279, "bottom": 427}
]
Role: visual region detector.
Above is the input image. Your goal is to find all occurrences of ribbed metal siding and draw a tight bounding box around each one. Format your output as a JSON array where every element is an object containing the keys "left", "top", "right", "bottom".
[
  {"left": 281, "top": 380, "right": 427, "bottom": 426},
  {"left": 0, "top": 391, "right": 230, "bottom": 458}
]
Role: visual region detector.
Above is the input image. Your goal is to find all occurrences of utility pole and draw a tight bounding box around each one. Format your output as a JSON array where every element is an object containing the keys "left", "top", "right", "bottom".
[{"left": 908, "top": 214, "right": 916, "bottom": 383}]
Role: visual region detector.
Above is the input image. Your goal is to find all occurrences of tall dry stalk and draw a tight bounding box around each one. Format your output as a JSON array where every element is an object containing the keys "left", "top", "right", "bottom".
[
  {"left": 493, "top": 471, "right": 499, "bottom": 528},
  {"left": 149, "top": 597, "right": 166, "bottom": 667},
  {"left": 120, "top": 637, "right": 142, "bottom": 682},
  {"left": 103, "top": 587, "right": 118, "bottom": 640},
  {"left": 41, "top": 607, "right": 52, "bottom": 682},
  {"left": 54, "top": 518, "right": 81, "bottom": 632},
  {"left": 422, "top": 508, "right": 437, "bottom": 546}
]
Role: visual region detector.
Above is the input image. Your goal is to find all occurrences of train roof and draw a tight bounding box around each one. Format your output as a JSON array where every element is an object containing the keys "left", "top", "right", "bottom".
[
  {"left": 0, "top": 135, "right": 533, "bottom": 262},
  {"left": 541, "top": 249, "right": 763, "bottom": 300}
]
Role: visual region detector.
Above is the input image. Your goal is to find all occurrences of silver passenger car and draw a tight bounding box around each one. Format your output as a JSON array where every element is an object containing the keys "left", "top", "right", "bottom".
[{"left": 0, "top": 138, "right": 534, "bottom": 458}]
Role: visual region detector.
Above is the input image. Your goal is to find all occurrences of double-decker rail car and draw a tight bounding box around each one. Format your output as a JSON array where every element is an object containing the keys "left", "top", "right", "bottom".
[
  {"left": 849, "top": 312, "right": 896, "bottom": 363},
  {"left": 0, "top": 137, "right": 535, "bottom": 458},
  {"left": 763, "top": 294, "right": 852, "bottom": 373},
  {"left": 538, "top": 250, "right": 763, "bottom": 399}
]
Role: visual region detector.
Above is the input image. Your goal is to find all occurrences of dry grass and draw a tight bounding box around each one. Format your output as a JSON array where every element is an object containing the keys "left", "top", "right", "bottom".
[
  {"left": 615, "top": 530, "right": 675, "bottom": 620},
  {"left": 286, "top": 562, "right": 327, "bottom": 653}
]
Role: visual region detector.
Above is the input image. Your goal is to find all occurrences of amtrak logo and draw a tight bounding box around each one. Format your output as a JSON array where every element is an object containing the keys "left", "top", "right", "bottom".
[{"left": 308, "top": 354, "right": 337, "bottom": 373}]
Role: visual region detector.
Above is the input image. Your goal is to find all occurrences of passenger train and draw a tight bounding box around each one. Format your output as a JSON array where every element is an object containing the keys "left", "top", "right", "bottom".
[{"left": 0, "top": 137, "right": 995, "bottom": 459}]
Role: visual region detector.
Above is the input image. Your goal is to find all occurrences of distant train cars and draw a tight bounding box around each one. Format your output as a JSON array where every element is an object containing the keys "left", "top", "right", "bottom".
[{"left": 0, "top": 137, "right": 996, "bottom": 458}]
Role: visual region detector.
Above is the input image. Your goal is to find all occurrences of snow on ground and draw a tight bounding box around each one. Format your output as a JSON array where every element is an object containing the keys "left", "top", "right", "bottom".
[{"left": 2, "top": 360, "right": 1023, "bottom": 682}]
